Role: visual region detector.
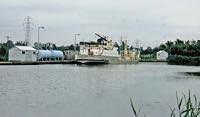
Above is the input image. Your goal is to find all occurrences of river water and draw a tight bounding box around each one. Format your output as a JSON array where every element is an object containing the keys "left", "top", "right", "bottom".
[{"left": 0, "top": 63, "right": 199, "bottom": 117}]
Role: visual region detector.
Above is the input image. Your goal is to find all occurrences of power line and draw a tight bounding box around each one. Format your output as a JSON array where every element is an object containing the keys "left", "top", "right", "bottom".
[
  {"left": 23, "top": 16, "right": 33, "bottom": 46},
  {"left": 134, "top": 39, "right": 140, "bottom": 49}
]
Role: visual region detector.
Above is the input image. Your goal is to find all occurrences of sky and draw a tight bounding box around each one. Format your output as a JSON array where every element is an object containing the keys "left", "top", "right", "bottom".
[{"left": 0, "top": 0, "right": 200, "bottom": 47}]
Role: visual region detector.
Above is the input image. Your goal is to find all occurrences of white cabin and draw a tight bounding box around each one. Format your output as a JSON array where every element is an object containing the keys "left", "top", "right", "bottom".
[
  {"left": 156, "top": 50, "right": 168, "bottom": 60},
  {"left": 79, "top": 43, "right": 120, "bottom": 57},
  {"left": 9, "top": 46, "right": 37, "bottom": 62}
]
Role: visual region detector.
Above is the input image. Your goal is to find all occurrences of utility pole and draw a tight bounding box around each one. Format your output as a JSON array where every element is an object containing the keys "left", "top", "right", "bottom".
[
  {"left": 24, "top": 16, "right": 33, "bottom": 46},
  {"left": 120, "top": 36, "right": 123, "bottom": 56},
  {"left": 6, "top": 36, "right": 11, "bottom": 61},
  {"left": 37, "top": 26, "right": 44, "bottom": 60},
  {"left": 74, "top": 34, "right": 80, "bottom": 53},
  {"left": 134, "top": 39, "right": 140, "bottom": 59},
  {"left": 135, "top": 39, "right": 140, "bottom": 49}
]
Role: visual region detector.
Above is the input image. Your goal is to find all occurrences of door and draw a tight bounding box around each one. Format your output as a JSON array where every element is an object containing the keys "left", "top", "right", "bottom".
[{"left": 26, "top": 51, "right": 32, "bottom": 61}]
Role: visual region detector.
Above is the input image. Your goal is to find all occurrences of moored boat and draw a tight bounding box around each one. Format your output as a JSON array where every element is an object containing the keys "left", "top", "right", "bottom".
[{"left": 75, "top": 33, "right": 140, "bottom": 64}]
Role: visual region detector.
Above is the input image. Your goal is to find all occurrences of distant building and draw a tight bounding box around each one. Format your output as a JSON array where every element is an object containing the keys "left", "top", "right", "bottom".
[
  {"left": 9, "top": 46, "right": 37, "bottom": 62},
  {"left": 156, "top": 50, "right": 168, "bottom": 60}
]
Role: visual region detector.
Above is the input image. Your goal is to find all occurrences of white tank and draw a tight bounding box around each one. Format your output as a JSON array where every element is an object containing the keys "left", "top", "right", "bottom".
[{"left": 38, "top": 50, "right": 64, "bottom": 60}]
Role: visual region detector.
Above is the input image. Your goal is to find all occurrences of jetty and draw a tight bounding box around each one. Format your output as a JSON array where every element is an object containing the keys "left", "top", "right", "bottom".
[
  {"left": 0, "top": 60, "right": 76, "bottom": 65},
  {"left": 139, "top": 59, "right": 167, "bottom": 62}
]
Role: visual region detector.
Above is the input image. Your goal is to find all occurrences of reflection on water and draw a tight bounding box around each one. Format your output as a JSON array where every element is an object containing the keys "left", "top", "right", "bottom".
[
  {"left": 183, "top": 72, "right": 200, "bottom": 76},
  {"left": 0, "top": 63, "right": 199, "bottom": 117}
]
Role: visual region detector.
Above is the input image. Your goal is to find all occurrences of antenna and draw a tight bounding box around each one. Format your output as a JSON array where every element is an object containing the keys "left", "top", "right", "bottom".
[
  {"left": 134, "top": 39, "right": 141, "bottom": 59},
  {"left": 135, "top": 39, "right": 140, "bottom": 49},
  {"left": 120, "top": 36, "right": 123, "bottom": 43},
  {"left": 23, "top": 16, "right": 33, "bottom": 46}
]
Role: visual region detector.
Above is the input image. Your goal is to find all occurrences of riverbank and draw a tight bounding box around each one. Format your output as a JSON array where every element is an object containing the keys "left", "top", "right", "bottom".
[
  {"left": 0, "top": 59, "right": 167, "bottom": 65},
  {"left": 168, "top": 55, "right": 200, "bottom": 66},
  {"left": 0, "top": 60, "right": 76, "bottom": 65},
  {"left": 139, "top": 59, "right": 167, "bottom": 62},
  {"left": 184, "top": 72, "right": 200, "bottom": 76}
]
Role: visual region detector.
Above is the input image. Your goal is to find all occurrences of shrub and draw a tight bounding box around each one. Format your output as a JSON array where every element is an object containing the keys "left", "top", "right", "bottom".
[{"left": 168, "top": 55, "right": 200, "bottom": 66}]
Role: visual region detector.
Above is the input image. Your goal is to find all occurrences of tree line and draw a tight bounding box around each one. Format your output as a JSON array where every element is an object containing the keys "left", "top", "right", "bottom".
[
  {"left": 140, "top": 38, "right": 200, "bottom": 65},
  {"left": 140, "top": 38, "right": 200, "bottom": 56}
]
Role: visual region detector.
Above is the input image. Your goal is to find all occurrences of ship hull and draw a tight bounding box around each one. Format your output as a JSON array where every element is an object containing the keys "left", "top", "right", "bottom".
[{"left": 75, "top": 55, "right": 139, "bottom": 64}]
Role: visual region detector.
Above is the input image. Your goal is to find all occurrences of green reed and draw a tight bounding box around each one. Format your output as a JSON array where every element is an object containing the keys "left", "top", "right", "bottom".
[{"left": 130, "top": 91, "right": 200, "bottom": 117}]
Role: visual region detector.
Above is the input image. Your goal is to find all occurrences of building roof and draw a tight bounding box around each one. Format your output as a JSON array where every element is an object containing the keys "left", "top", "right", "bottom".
[
  {"left": 15, "top": 46, "right": 36, "bottom": 51},
  {"left": 157, "top": 50, "right": 168, "bottom": 54}
]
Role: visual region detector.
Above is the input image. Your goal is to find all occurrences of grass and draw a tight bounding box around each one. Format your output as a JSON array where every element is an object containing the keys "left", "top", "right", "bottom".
[
  {"left": 130, "top": 98, "right": 140, "bottom": 117},
  {"left": 130, "top": 91, "right": 200, "bottom": 117}
]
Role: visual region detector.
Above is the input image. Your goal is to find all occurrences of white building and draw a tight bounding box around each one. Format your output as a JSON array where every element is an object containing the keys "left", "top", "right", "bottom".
[
  {"left": 9, "top": 46, "right": 37, "bottom": 62},
  {"left": 156, "top": 50, "right": 168, "bottom": 60}
]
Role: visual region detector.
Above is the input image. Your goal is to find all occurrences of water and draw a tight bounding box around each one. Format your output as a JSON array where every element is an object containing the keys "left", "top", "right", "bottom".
[{"left": 0, "top": 63, "right": 199, "bottom": 117}]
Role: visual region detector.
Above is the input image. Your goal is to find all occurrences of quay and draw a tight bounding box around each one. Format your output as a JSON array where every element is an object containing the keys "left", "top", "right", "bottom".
[
  {"left": 0, "top": 59, "right": 168, "bottom": 65},
  {"left": 139, "top": 59, "right": 168, "bottom": 62},
  {"left": 0, "top": 60, "right": 77, "bottom": 65}
]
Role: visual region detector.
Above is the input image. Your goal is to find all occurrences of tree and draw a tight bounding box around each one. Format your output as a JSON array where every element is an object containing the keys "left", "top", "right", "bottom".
[
  {"left": 15, "top": 41, "right": 28, "bottom": 46},
  {"left": 165, "top": 41, "right": 173, "bottom": 48},
  {"left": 0, "top": 40, "right": 14, "bottom": 61},
  {"left": 52, "top": 44, "right": 57, "bottom": 49},
  {"left": 175, "top": 38, "right": 184, "bottom": 45},
  {"left": 0, "top": 47, "right": 6, "bottom": 56},
  {"left": 140, "top": 46, "right": 154, "bottom": 55},
  {"left": 68, "top": 44, "right": 75, "bottom": 50},
  {"left": 191, "top": 40, "right": 197, "bottom": 45},
  {"left": 7, "top": 40, "right": 14, "bottom": 48},
  {"left": 33, "top": 42, "right": 40, "bottom": 49},
  {"left": 197, "top": 40, "right": 200, "bottom": 45},
  {"left": 159, "top": 44, "right": 167, "bottom": 50},
  {"left": 140, "top": 47, "right": 143, "bottom": 52},
  {"left": 33, "top": 42, "right": 57, "bottom": 50},
  {"left": 185, "top": 40, "right": 190, "bottom": 45},
  {"left": 153, "top": 47, "right": 159, "bottom": 53}
]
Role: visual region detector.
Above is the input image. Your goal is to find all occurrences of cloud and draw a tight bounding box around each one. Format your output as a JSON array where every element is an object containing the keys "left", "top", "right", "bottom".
[{"left": 0, "top": 0, "right": 200, "bottom": 47}]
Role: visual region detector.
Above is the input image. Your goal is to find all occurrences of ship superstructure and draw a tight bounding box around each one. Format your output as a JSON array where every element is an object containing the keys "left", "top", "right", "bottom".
[{"left": 75, "top": 33, "right": 140, "bottom": 64}]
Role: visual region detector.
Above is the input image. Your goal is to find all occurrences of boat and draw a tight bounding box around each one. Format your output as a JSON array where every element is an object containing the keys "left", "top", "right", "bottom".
[{"left": 75, "top": 33, "right": 140, "bottom": 64}]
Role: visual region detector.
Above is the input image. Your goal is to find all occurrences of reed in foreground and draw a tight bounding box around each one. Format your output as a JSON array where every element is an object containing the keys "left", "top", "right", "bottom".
[{"left": 130, "top": 91, "right": 200, "bottom": 117}]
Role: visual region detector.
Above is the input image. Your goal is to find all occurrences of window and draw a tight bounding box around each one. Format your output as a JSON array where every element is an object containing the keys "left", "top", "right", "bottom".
[
  {"left": 22, "top": 51, "right": 25, "bottom": 54},
  {"left": 33, "top": 52, "right": 36, "bottom": 54}
]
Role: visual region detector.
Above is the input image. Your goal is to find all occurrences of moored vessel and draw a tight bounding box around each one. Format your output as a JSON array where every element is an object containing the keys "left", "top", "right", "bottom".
[{"left": 75, "top": 33, "right": 140, "bottom": 64}]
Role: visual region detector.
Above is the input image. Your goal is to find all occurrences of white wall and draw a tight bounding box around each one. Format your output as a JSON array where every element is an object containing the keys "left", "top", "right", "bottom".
[
  {"left": 80, "top": 46, "right": 103, "bottom": 55},
  {"left": 9, "top": 47, "right": 36, "bottom": 62},
  {"left": 102, "top": 48, "right": 120, "bottom": 57},
  {"left": 156, "top": 51, "right": 168, "bottom": 60}
]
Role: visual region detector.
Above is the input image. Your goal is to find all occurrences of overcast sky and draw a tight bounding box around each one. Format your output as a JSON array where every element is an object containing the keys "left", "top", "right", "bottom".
[{"left": 0, "top": 0, "right": 200, "bottom": 47}]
